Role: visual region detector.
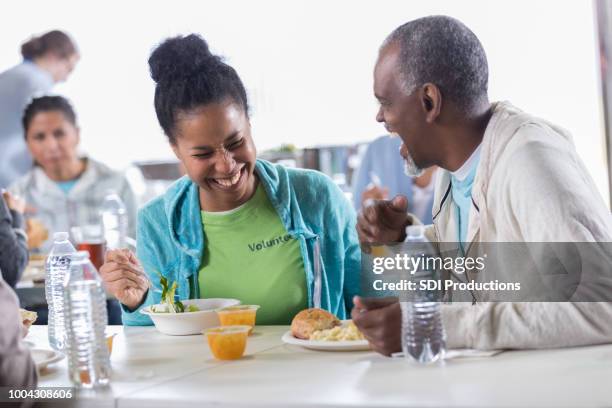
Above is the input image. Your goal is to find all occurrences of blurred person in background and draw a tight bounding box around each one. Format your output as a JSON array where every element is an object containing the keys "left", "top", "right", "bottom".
[
  {"left": 352, "top": 134, "right": 436, "bottom": 223},
  {"left": 9, "top": 96, "right": 137, "bottom": 254},
  {"left": 0, "top": 274, "right": 37, "bottom": 389},
  {"left": 0, "top": 30, "right": 79, "bottom": 189},
  {"left": 0, "top": 190, "right": 28, "bottom": 288},
  {"left": 10, "top": 96, "right": 136, "bottom": 324}
]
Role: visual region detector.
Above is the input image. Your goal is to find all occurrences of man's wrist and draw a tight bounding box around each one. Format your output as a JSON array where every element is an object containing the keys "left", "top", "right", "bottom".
[{"left": 398, "top": 218, "right": 412, "bottom": 241}]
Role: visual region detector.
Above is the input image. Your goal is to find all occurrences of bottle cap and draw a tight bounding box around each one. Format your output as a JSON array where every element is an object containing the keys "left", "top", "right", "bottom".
[
  {"left": 53, "top": 232, "right": 69, "bottom": 241},
  {"left": 74, "top": 250, "right": 91, "bottom": 259},
  {"left": 405, "top": 225, "right": 425, "bottom": 239}
]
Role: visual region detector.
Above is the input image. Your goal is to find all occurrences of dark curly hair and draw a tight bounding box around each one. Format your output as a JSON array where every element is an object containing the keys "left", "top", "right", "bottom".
[
  {"left": 22, "top": 95, "right": 77, "bottom": 135},
  {"left": 148, "top": 34, "right": 249, "bottom": 144}
]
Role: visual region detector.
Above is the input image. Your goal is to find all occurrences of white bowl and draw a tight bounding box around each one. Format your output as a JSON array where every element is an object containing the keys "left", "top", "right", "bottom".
[{"left": 140, "top": 298, "right": 240, "bottom": 335}]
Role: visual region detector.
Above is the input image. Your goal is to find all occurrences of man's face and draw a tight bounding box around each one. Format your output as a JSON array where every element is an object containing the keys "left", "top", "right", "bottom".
[{"left": 373, "top": 43, "right": 434, "bottom": 170}]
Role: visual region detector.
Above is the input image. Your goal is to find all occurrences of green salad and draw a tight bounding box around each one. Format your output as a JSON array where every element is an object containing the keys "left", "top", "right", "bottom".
[{"left": 151, "top": 274, "right": 199, "bottom": 313}]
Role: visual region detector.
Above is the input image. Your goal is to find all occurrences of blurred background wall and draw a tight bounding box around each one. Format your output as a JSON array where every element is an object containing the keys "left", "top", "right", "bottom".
[{"left": 2, "top": 0, "right": 609, "bottom": 206}]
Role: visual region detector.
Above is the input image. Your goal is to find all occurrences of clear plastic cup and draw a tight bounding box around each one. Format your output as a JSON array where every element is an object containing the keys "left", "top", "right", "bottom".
[
  {"left": 204, "top": 326, "right": 250, "bottom": 360},
  {"left": 216, "top": 305, "right": 260, "bottom": 334}
]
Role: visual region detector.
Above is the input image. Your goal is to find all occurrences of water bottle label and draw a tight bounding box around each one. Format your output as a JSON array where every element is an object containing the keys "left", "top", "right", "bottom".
[{"left": 49, "top": 255, "right": 71, "bottom": 269}]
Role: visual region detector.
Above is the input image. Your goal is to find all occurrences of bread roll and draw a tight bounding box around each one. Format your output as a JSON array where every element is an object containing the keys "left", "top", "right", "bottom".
[
  {"left": 20, "top": 308, "right": 37, "bottom": 327},
  {"left": 291, "top": 308, "right": 340, "bottom": 339}
]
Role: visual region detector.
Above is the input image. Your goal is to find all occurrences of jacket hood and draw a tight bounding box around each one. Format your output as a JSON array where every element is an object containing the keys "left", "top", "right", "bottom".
[
  {"left": 159, "top": 159, "right": 312, "bottom": 260},
  {"left": 432, "top": 101, "right": 576, "bottom": 217}
]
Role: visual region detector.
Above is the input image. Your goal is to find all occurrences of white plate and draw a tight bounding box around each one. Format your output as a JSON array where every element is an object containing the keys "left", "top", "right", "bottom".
[
  {"left": 281, "top": 321, "right": 371, "bottom": 352},
  {"left": 30, "top": 348, "right": 64, "bottom": 370},
  {"left": 23, "top": 340, "right": 36, "bottom": 348}
]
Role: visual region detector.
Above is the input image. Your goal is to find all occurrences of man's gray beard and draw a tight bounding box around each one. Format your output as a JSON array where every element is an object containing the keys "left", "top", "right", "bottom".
[{"left": 403, "top": 152, "right": 425, "bottom": 178}]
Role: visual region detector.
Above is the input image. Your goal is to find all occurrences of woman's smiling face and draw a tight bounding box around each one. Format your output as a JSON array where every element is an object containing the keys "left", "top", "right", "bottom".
[{"left": 171, "top": 100, "right": 257, "bottom": 211}]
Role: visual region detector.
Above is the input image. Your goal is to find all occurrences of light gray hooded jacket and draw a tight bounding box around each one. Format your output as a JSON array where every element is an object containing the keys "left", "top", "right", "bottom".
[
  {"left": 9, "top": 157, "right": 137, "bottom": 252},
  {"left": 420, "top": 101, "right": 612, "bottom": 350}
]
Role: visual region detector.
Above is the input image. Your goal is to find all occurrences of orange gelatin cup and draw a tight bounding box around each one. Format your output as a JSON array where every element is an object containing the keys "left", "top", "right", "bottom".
[
  {"left": 216, "top": 305, "right": 260, "bottom": 334},
  {"left": 204, "top": 326, "right": 250, "bottom": 360},
  {"left": 106, "top": 334, "right": 117, "bottom": 355}
]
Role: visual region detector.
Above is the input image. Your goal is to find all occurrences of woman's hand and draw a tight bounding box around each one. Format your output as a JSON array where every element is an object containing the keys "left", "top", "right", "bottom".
[
  {"left": 2, "top": 190, "right": 26, "bottom": 214},
  {"left": 100, "top": 249, "right": 150, "bottom": 311}
]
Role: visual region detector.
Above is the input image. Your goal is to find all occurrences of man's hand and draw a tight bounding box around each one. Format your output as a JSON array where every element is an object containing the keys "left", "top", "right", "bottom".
[
  {"left": 357, "top": 195, "right": 411, "bottom": 252},
  {"left": 361, "top": 185, "right": 389, "bottom": 205},
  {"left": 100, "top": 249, "right": 149, "bottom": 311},
  {"left": 352, "top": 296, "right": 401, "bottom": 356}
]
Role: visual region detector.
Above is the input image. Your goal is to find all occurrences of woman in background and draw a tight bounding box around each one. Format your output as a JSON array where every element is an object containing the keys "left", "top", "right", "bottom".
[
  {"left": 0, "top": 30, "right": 79, "bottom": 188},
  {"left": 9, "top": 96, "right": 137, "bottom": 253},
  {"left": 10, "top": 95, "right": 136, "bottom": 324}
]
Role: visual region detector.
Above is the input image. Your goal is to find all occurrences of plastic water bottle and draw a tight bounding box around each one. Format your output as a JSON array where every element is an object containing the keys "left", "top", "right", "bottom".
[
  {"left": 400, "top": 225, "right": 446, "bottom": 364},
  {"left": 45, "top": 232, "right": 76, "bottom": 351},
  {"left": 64, "top": 251, "right": 111, "bottom": 388},
  {"left": 100, "top": 191, "right": 128, "bottom": 250}
]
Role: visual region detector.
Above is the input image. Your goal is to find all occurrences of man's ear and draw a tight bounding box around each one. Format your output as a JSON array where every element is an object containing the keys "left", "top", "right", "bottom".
[{"left": 420, "top": 83, "right": 442, "bottom": 124}]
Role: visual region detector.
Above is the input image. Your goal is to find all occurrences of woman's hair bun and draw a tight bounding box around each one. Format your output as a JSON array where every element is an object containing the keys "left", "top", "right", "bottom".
[
  {"left": 21, "top": 37, "right": 44, "bottom": 60},
  {"left": 149, "top": 34, "right": 221, "bottom": 84},
  {"left": 21, "top": 30, "right": 77, "bottom": 60}
]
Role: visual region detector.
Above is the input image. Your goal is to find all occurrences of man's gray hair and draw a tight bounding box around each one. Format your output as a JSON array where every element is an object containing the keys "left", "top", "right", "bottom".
[{"left": 384, "top": 15, "right": 489, "bottom": 113}]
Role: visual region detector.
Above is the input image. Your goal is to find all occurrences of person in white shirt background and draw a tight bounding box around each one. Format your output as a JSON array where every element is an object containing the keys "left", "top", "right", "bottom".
[
  {"left": 351, "top": 134, "right": 437, "bottom": 224},
  {"left": 0, "top": 30, "right": 79, "bottom": 189}
]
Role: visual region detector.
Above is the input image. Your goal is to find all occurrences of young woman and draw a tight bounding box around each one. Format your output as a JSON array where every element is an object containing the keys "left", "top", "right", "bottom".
[
  {"left": 0, "top": 30, "right": 79, "bottom": 188},
  {"left": 100, "top": 34, "right": 360, "bottom": 325},
  {"left": 9, "top": 96, "right": 137, "bottom": 252}
]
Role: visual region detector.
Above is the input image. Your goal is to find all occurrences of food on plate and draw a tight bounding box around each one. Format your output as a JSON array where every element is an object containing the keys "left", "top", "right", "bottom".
[
  {"left": 20, "top": 308, "right": 38, "bottom": 337},
  {"left": 26, "top": 218, "right": 49, "bottom": 249},
  {"left": 20, "top": 308, "right": 37, "bottom": 327},
  {"left": 205, "top": 326, "right": 250, "bottom": 360},
  {"left": 290, "top": 308, "right": 340, "bottom": 340},
  {"left": 216, "top": 305, "right": 260, "bottom": 334},
  {"left": 150, "top": 274, "right": 199, "bottom": 313},
  {"left": 310, "top": 320, "right": 365, "bottom": 341}
]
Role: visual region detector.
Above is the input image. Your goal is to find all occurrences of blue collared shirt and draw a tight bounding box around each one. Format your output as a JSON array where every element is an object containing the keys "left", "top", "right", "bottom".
[
  {"left": 450, "top": 145, "right": 482, "bottom": 248},
  {"left": 0, "top": 61, "right": 54, "bottom": 188}
]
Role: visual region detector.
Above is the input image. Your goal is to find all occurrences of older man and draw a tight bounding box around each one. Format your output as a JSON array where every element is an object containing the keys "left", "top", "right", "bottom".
[{"left": 354, "top": 15, "right": 612, "bottom": 355}]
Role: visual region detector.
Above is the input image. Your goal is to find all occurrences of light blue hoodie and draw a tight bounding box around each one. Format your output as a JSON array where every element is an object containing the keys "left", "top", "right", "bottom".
[{"left": 122, "top": 159, "right": 361, "bottom": 325}]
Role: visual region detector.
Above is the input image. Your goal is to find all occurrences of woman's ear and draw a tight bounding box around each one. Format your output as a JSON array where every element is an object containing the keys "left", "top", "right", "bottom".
[
  {"left": 421, "top": 83, "right": 442, "bottom": 124},
  {"left": 170, "top": 142, "right": 181, "bottom": 161}
]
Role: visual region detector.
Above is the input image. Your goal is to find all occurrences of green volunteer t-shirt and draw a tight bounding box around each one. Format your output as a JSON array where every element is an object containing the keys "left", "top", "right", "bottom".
[{"left": 198, "top": 185, "right": 307, "bottom": 324}]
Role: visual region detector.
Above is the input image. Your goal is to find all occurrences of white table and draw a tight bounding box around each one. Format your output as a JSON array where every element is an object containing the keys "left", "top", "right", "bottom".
[{"left": 28, "top": 325, "right": 612, "bottom": 407}]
